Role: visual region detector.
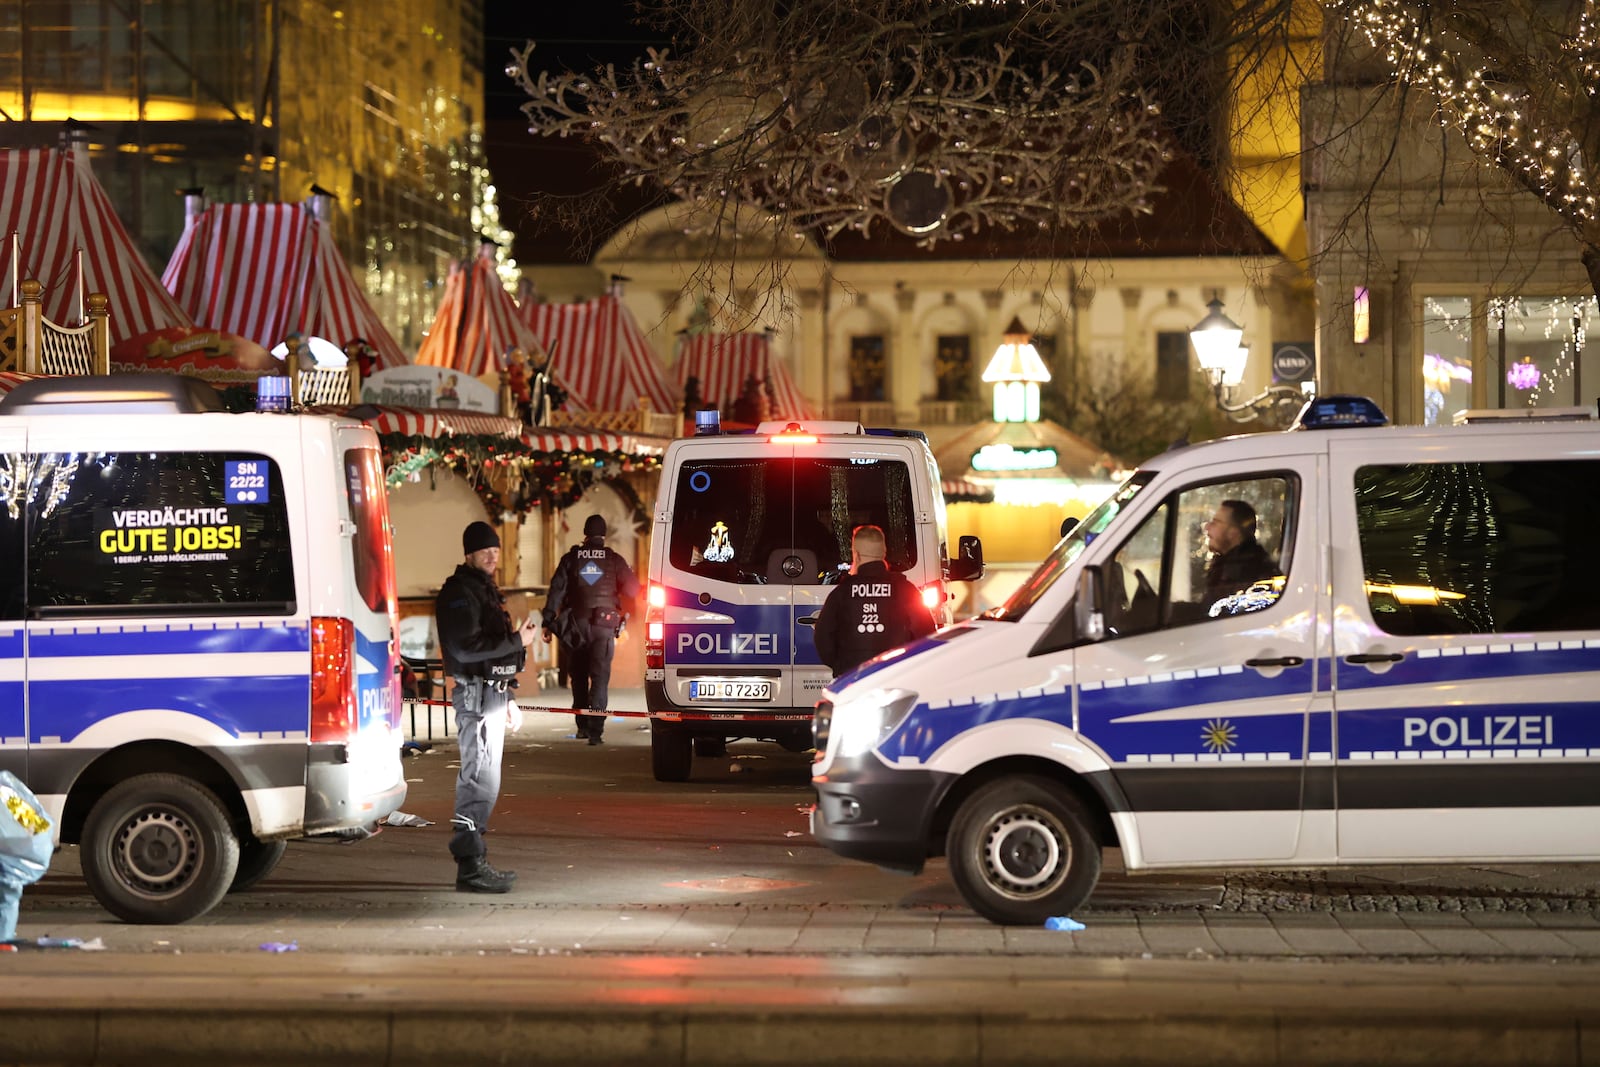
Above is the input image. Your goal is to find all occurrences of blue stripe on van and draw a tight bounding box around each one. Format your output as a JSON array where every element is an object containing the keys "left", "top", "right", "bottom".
[
  {"left": 31, "top": 673, "right": 310, "bottom": 742},
  {"left": 0, "top": 681, "right": 22, "bottom": 741},
  {"left": 30, "top": 623, "right": 310, "bottom": 658},
  {"left": 1336, "top": 700, "right": 1600, "bottom": 755},
  {"left": 663, "top": 590, "right": 792, "bottom": 667},
  {"left": 1335, "top": 643, "right": 1600, "bottom": 691},
  {"left": 0, "top": 629, "right": 21, "bottom": 657}
]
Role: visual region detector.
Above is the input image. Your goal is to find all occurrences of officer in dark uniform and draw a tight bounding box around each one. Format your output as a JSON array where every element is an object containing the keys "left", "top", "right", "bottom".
[
  {"left": 813, "top": 524, "right": 937, "bottom": 678},
  {"left": 545, "top": 514, "right": 641, "bottom": 744},
  {"left": 436, "top": 520, "right": 539, "bottom": 893}
]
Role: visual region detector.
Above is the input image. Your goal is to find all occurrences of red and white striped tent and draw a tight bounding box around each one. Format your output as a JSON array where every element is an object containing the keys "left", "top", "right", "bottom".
[
  {"left": 161, "top": 202, "right": 407, "bottom": 369},
  {"left": 522, "top": 428, "right": 666, "bottom": 457},
  {"left": 676, "top": 332, "right": 816, "bottom": 420},
  {"left": 1, "top": 147, "right": 193, "bottom": 344},
  {"left": 416, "top": 246, "right": 585, "bottom": 410},
  {"left": 519, "top": 293, "right": 678, "bottom": 414},
  {"left": 307, "top": 404, "right": 524, "bottom": 439}
]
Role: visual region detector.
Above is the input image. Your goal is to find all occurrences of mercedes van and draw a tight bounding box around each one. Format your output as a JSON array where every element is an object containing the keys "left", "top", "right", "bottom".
[
  {"left": 812, "top": 396, "right": 1600, "bottom": 924},
  {"left": 644, "top": 417, "right": 983, "bottom": 782},
  {"left": 0, "top": 374, "right": 405, "bottom": 924}
]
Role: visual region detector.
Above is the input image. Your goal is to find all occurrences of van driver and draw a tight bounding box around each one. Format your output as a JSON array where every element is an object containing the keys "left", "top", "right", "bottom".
[{"left": 1201, "top": 499, "right": 1277, "bottom": 603}]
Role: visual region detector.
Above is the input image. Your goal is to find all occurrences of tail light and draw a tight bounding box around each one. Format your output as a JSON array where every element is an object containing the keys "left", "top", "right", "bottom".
[
  {"left": 310, "top": 616, "right": 357, "bottom": 742},
  {"left": 645, "top": 583, "right": 666, "bottom": 670},
  {"left": 920, "top": 581, "right": 946, "bottom": 612}
]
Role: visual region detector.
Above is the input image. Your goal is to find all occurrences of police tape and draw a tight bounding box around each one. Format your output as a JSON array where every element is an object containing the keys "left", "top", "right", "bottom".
[{"left": 403, "top": 697, "right": 815, "bottom": 723}]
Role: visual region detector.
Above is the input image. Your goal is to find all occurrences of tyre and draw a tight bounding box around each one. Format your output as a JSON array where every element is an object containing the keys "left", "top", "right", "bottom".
[
  {"left": 651, "top": 721, "right": 694, "bottom": 782},
  {"left": 229, "top": 836, "right": 288, "bottom": 893},
  {"left": 80, "top": 773, "right": 241, "bottom": 924},
  {"left": 946, "top": 775, "right": 1101, "bottom": 925},
  {"left": 692, "top": 736, "right": 727, "bottom": 758}
]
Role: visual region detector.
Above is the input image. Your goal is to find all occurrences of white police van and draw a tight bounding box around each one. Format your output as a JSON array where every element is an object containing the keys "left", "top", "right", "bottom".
[
  {"left": 812, "top": 395, "right": 1600, "bottom": 924},
  {"left": 0, "top": 374, "right": 405, "bottom": 923},
  {"left": 644, "top": 414, "right": 983, "bottom": 782}
]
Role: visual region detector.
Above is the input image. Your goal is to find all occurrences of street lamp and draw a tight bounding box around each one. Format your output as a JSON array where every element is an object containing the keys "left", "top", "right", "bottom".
[
  {"left": 1188, "top": 298, "right": 1309, "bottom": 423},
  {"left": 982, "top": 316, "right": 1052, "bottom": 423}
]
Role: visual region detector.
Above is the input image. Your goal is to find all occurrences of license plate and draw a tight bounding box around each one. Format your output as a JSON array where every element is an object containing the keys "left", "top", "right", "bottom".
[{"left": 689, "top": 679, "right": 773, "bottom": 701}]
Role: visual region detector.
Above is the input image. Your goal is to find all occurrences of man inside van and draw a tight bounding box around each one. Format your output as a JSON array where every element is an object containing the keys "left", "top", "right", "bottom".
[
  {"left": 1201, "top": 499, "right": 1278, "bottom": 604},
  {"left": 437, "top": 520, "right": 539, "bottom": 893},
  {"left": 813, "top": 525, "right": 937, "bottom": 678}
]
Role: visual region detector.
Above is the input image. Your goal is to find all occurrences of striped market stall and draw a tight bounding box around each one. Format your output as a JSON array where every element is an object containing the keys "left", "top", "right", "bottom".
[
  {"left": 161, "top": 201, "right": 407, "bottom": 370},
  {"left": 1, "top": 146, "right": 193, "bottom": 346},
  {"left": 676, "top": 331, "right": 815, "bottom": 421},
  {"left": 416, "top": 244, "right": 585, "bottom": 411},
  {"left": 519, "top": 292, "right": 678, "bottom": 416}
]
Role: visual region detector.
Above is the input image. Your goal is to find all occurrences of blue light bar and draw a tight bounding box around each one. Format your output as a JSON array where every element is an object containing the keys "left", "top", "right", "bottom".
[
  {"left": 694, "top": 408, "right": 721, "bottom": 435},
  {"left": 256, "top": 376, "right": 291, "bottom": 413},
  {"left": 1290, "top": 394, "right": 1388, "bottom": 430}
]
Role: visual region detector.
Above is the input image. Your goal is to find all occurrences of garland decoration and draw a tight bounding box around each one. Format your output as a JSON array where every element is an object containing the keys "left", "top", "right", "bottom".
[{"left": 377, "top": 431, "right": 662, "bottom": 515}]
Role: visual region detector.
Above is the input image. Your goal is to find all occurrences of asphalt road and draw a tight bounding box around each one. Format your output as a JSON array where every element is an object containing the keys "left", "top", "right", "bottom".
[{"left": 9, "top": 706, "right": 1600, "bottom": 1066}]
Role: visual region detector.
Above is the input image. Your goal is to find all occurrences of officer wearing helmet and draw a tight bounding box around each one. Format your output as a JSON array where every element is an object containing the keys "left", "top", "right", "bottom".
[{"left": 545, "top": 514, "right": 640, "bottom": 744}]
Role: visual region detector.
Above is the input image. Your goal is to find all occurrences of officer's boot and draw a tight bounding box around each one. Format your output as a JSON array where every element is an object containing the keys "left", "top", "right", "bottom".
[{"left": 455, "top": 856, "right": 517, "bottom": 893}]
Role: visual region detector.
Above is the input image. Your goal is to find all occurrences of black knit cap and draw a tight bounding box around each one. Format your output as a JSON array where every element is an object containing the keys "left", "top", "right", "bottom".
[
  {"left": 462, "top": 520, "right": 500, "bottom": 554},
  {"left": 583, "top": 514, "right": 607, "bottom": 537}
]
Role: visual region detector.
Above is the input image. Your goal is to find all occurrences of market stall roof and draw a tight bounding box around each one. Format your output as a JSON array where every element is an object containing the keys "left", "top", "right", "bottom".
[
  {"left": 1, "top": 146, "right": 193, "bottom": 343},
  {"left": 308, "top": 404, "right": 524, "bottom": 439},
  {"left": 934, "top": 418, "right": 1119, "bottom": 484},
  {"left": 522, "top": 428, "right": 667, "bottom": 457},
  {"left": 676, "top": 332, "right": 815, "bottom": 420},
  {"left": 161, "top": 202, "right": 408, "bottom": 369},
  {"left": 416, "top": 245, "right": 586, "bottom": 412},
  {"left": 519, "top": 292, "right": 678, "bottom": 415},
  {"left": 941, "top": 478, "right": 996, "bottom": 504}
]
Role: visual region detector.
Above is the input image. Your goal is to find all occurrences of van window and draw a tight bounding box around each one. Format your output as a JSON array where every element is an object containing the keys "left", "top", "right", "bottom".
[
  {"left": 26, "top": 451, "right": 295, "bottom": 616},
  {"left": 345, "top": 447, "right": 396, "bottom": 616},
  {"left": 1355, "top": 459, "right": 1600, "bottom": 634},
  {"left": 0, "top": 465, "right": 22, "bottom": 620},
  {"left": 669, "top": 455, "right": 916, "bottom": 584},
  {"left": 994, "top": 473, "right": 1152, "bottom": 621},
  {"left": 1104, "top": 475, "right": 1295, "bottom": 637}
]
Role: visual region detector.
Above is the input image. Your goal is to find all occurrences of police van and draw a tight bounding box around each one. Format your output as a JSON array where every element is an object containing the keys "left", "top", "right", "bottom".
[
  {"left": 811, "top": 396, "right": 1600, "bottom": 924},
  {"left": 644, "top": 414, "right": 983, "bottom": 782},
  {"left": 0, "top": 374, "right": 405, "bottom": 924}
]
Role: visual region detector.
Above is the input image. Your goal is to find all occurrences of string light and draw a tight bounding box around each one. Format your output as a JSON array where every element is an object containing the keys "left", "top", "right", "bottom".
[{"left": 1343, "top": 0, "right": 1599, "bottom": 225}]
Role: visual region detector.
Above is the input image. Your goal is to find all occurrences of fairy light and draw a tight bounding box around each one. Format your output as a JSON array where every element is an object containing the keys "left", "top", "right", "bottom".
[{"left": 1343, "top": 0, "right": 1599, "bottom": 225}]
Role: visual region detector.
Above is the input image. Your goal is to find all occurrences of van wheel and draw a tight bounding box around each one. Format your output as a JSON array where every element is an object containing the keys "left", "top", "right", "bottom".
[
  {"left": 651, "top": 722, "right": 694, "bottom": 782},
  {"left": 229, "top": 837, "right": 289, "bottom": 893},
  {"left": 692, "top": 737, "right": 727, "bottom": 758},
  {"left": 946, "top": 776, "right": 1100, "bottom": 926},
  {"left": 81, "top": 774, "right": 241, "bottom": 924}
]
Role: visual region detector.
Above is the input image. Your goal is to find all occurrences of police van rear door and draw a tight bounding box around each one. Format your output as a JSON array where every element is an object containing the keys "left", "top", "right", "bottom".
[
  {"left": 791, "top": 436, "right": 926, "bottom": 699},
  {"left": 660, "top": 446, "right": 798, "bottom": 710}
]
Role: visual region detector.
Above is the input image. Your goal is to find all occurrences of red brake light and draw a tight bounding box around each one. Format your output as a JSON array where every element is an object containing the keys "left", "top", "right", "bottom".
[
  {"left": 645, "top": 584, "right": 665, "bottom": 669},
  {"left": 920, "top": 582, "right": 946, "bottom": 611},
  {"left": 310, "top": 616, "right": 357, "bottom": 741},
  {"left": 769, "top": 422, "right": 817, "bottom": 445}
]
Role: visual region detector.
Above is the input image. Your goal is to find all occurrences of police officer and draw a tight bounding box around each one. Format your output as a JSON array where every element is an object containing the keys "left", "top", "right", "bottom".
[
  {"left": 436, "top": 520, "right": 538, "bottom": 893},
  {"left": 813, "top": 524, "right": 937, "bottom": 678},
  {"left": 545, "top": 514, "right": 640, "bottom": 744}
]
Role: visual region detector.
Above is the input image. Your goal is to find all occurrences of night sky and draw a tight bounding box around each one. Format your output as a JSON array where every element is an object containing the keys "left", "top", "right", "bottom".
[{"left": 483, "top": 2, "right": 665, "bottom": 121}]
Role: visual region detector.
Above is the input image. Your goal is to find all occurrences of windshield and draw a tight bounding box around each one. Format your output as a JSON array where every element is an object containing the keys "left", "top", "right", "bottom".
[{"left": 989, "top": 472, "right": 1154, "bottom": 620}]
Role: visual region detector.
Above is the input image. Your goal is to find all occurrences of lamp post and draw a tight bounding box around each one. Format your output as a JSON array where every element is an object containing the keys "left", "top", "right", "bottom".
[
  {"left": 1188, "top": 298, "right": 1309, "bottom": 423},
  {"left": 982, "top": 316, "right": 1052, "bottom": 423}
]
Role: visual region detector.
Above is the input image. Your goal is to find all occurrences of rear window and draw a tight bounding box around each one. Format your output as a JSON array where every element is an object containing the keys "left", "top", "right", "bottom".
[
  {"left": 668, "top": 454, "right": 917, "bottom": 584},
  {"left": 345, "top": 447, "right": 396, "bottom": 616},
  {"left": 26, "top": 451, "right": 295, "bottom": 616}
]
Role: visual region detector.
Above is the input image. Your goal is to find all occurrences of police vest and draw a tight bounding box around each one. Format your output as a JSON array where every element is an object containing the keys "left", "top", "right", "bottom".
[{"left": 566, "top": 545, "right": 620, "bottom": 619}]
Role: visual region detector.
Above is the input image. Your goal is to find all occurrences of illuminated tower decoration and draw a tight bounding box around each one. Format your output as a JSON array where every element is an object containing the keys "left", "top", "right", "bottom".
[{"left": 982, "top": 316, "right": 1052, "bottom": 423}]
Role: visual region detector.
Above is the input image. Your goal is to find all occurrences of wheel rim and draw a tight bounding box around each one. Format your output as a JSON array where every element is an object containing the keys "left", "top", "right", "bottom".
[
  {"left": 980, "top": 803, "right": 1070, "bottom": 900},
  {"left": 111, "top": 805, "right": 201, "bottom": 900}
]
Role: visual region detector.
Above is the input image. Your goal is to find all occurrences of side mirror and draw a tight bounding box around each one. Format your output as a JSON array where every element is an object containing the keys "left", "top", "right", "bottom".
[
  {"left": 947, "top": 534, "right": 985, "bottom": 582},
  {"left": 1074, "top": 564, "right": 1106, "bottom": 642},
  {"left": 1059, "top": 516, "right": 1079, "bottom": 540}
]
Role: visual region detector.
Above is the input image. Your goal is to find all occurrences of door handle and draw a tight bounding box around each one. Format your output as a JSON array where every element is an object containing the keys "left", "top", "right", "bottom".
[
  {"left": 1345, "top": 652, "right": 1404, "bottom": 664},
  {"left": 1245, "top": 656, "right": 1304, "bottom": 669},
  {"left": 797, "top": 615, "right": 820, "bottom": 626}
]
